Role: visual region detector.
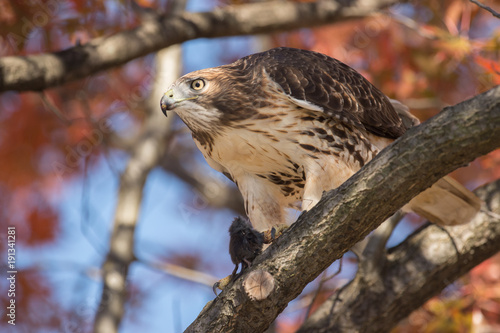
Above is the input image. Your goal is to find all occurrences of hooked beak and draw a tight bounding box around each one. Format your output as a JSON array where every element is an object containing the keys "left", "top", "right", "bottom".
[
  {"left": 160, "top": 89, "right": 199, "bottom": 117},
  {"left": 160, "top": 90, "right": 176, "bottom": 116}
]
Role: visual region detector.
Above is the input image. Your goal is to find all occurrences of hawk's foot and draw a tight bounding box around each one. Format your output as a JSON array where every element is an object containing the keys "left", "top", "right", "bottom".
[
  {"left": 262, "top": 224, "right": 288, "bottom": 244},
  {"left": 212, "top": 274, "right": 233, "bottom": 295}
]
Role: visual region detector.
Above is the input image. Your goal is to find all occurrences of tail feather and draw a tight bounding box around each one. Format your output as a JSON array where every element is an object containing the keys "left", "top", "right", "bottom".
[
  {"left": 388, "top": 100, "right": 480, "bottom": 225},
  {"left": 404, "top": 176, "right": 482, "bottom": 226}
]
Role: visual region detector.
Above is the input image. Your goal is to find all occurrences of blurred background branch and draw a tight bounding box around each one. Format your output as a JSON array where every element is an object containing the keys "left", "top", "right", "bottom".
[
  {"left": 159, "top": 152, "right": 245, "bottom": 215},
  {"left": 0, "top": 0, "right": 401, "bottom": 92}
]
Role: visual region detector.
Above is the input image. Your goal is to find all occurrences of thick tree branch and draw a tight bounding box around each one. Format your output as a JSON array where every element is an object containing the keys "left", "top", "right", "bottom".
[
  {"left": 0, "top": 0, "right": 401, "bottom": 92},
  {"left": 185, "top": 87, "right": 500, "bottom": 332},
  {"left": 299, "top": 179, "right": 500, "bottom": 332}
]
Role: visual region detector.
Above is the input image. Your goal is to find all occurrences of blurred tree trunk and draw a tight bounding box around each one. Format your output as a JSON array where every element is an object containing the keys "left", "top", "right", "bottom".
[
  {"left": 91, "top": 0, "right": 187, "bottom": 326},
  {"left": 92, "top": 44, "right": 180, "bottom": 333}
]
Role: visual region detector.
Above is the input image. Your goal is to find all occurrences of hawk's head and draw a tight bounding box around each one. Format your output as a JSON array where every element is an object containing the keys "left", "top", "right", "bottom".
[
  {"left": 160, "top": 69, "right": 224, "bottom": 132},
  {"left": 160, "top": 63, "right": 261, "bottom": 136}
]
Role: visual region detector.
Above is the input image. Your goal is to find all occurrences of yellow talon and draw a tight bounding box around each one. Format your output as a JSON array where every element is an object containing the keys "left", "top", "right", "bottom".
[
  {"left": 212, "top": 275, "right": 233, "bottom": 295},
  {"left": 263, "top": 224, "right": 288, "bottom": 244}
]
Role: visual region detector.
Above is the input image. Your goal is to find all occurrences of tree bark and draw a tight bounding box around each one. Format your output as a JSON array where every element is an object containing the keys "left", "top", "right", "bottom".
[
  {"left": 184, "top": 87, "right": 500, "bottom": 332},
  {"left": 0, "top": 0, "right": 401, "bottom": 92}
]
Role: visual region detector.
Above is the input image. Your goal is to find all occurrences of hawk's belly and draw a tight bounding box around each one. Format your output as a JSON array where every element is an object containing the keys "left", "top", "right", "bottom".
[
  {"left": 194, "top": 114, "right": 380, "bottom": 219},
  {"left": 199, "top": 127, "right": 307, "bottom": 209}
]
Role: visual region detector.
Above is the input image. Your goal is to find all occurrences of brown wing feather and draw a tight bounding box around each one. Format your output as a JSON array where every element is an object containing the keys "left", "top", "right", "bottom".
[{"left": 239, "top": 47, "right": 407, "bottom": 139}]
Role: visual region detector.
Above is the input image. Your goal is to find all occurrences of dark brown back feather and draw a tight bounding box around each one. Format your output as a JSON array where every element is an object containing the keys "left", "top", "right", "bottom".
[{"left": 237, "top": 47, "right": 408, "bottom": 139}]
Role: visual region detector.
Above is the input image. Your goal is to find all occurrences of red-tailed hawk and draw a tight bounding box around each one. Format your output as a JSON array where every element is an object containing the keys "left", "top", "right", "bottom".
[{"left": 161, "top": 47, "right": 481, "bottom": 231}]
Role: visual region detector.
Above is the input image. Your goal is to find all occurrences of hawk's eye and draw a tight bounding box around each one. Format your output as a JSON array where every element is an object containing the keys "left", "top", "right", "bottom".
[{"left": 190, "top": 79, "right": 205, "bottom": 91}]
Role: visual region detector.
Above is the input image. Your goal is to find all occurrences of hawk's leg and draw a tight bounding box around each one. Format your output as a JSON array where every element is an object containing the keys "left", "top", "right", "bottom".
[
  {"left": 262, "top": 224, "right": 288, "bottom": 244},
  {"left": 301, "top": 170, "right": 325, "bottom": 211},
  {"left": 213, "top": 264, "right": 240, "bottom": 295},
  {"left": 213, "top": 274, "right": 233, "bottom": 295},
  {"left": 238, "top": 176, "right": 288, "bottom": 231},
  {"left": 301, "top": 164, "right": 355, "bottom": 211},
  {"left": 212, "top": 262, "right": 249, "bottom": 295}
]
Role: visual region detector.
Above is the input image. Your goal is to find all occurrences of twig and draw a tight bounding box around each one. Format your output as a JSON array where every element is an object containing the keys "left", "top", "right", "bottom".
[
  {"left": 305, "top": 258, "right": 343, "bottom": 318},
  {"left": 80, "top": 154, "right": 107, "bottom": 254},
  {"left": 136, "top": 257, "right": 218, "bottom": 287},
  {"left": 39, "top": 92, "right": 71, "bottom": 126},
  {"left": 390, "top": 12, "right": 439, "bottom": 40},
  {"left": 160, "top": 152, "right": 245, "bottom": 215},
  {"left": 359, "top": 210, "right": 404, "bottom": 278},
  {"left": 470, "top": 0, "right": 500, "bottom": 19},
  {"left": 401, "top": 97, "right": 444, "bottom": 110}
]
